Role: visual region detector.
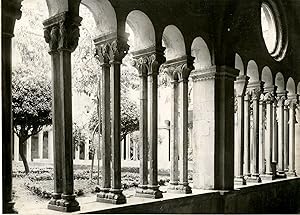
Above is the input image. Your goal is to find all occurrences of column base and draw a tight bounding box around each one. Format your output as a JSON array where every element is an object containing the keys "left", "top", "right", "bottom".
[
  {"left": 48, "top": 194, "right": 80, "bottom": 212},
  {"left": 96, "top": 188, "right": 126, "bottom": 204},
  {"left": 260, "top": 173, "right": 276, "bottom": 181},
  {"left": 135, "top": 185, "right": 163, "bottom": 199},
  {"left": 167, "top": 182, "right": 192, "bottom": 194},
  {"left": 246, "top": 174, "right": 262, "bottom": 183},
  {"left": 287, "top": 171, "right": 297, "bottom": 177},
  {"left": 3, "top": 201, "right": 17, "bottom": 214},
  {"left": 234, "top": 176, "right": 246, "bottom": 185},
  {"left": 276, "top": 171, "right": 287, "bottom": 178}
]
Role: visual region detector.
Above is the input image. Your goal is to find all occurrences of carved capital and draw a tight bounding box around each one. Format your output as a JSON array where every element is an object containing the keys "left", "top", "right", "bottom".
[
  {"left": 43, "top": 12, "right": 82, "bottom": 53},
  {"left": 263, "top": 91, "right": 275, "bottom": 104},
  {"left": 234, "top": 75, "right": 249, "bottom": 96},
  {"left": 131, "top": 54, "right": 153, "bottom": 77},
  {"left": 276, "top": 95, "right": 286, "bottom": 107},
  {"left": 250, "top": 87, "right": 261, "bottom": 101},
  {"left": 2, "top": 0, "right": 22, "bottom": 37}
]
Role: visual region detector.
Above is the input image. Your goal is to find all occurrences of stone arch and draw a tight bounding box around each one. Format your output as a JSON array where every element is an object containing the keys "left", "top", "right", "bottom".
[
  {"left": 286, "top": 77, "right": 296, "bottom": 95},
  {"left": 162, "top": 25, "right": 186, "bottom": 61},
  {"left": 46, "top": 0, "right": 67, "bottom": 17},
  {"left": 191, "top": 37, "right": 211, "bottom": 70},
  {"left": 261, "top": 66, "right": 273, "bottom": 87},
  {"left": 126, "top": 10, "right": 155, "bottom": 52},
  {"left": 246, "top": 60, "right": 259, "bottom": 83},
  {"left": 275, "top": 72, "right": 285, "bottom": 92},
  {"left": 235, "top": 53, "right": 244, "bottom": 76},
  {"left": 81, "top": 0, "right": 117, "bottom": 36}
]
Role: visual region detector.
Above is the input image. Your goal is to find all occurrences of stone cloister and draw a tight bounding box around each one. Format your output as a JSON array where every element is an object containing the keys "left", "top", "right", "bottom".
[{"left": 2, "top": 0, "right": 300, "bottom": 213}]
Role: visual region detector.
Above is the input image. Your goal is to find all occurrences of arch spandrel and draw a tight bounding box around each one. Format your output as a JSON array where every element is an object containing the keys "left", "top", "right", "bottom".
[
  {"left": 46, "top": 0, "right": 68, "bottom": 17},
  {"left": 286, "top": 77, "right": 296, "bottom": 95},
  {"left": 275, "top": 72, "right": 285, "bottom": 92},
  {"left": 261, "top": 66, "right": 273, "bottom": 87},
  {"left": 246, "top": 60, "right": 259, "bottom": 83},
  {"left": 162, "top": 25, "right": 186, "bottom": 61},
  {"left": 126, "top": 10, "right": 155, "bottom": 52},
  {"left": 235, "top": 53, "right": 244, "bottom": 76},
  {"left": 191, "top": 36, "right": 211, "bottom": 70}
]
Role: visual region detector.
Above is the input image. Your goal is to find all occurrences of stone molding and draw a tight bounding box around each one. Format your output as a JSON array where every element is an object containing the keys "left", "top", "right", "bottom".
[
  {"left": 234, "top": 75, "right": 249, "bottom": 96},
  {"left": 131, "top": 46, "right": 166, "bottom": 76},
  {"left": 190, "top": 65, "right": 239, "bottom": 82},
  {"left": 43, "top": 12, "right": 82, "bottom": 53},
  {"left": 94, "top": 32, "right": 130, "bottom": 64}
]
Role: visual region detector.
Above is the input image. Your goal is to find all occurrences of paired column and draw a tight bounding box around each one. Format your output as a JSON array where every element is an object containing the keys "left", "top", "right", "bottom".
[
  {"left": 258, "top": 94, "right": 265, "bottom": 175},
  {"left": 244, "top": 91, "right": 251, "bottom": 177},
  {"left": 262, "top": 89, "right": 275, "bottom": 179},
  {"left": 276, "top": 93, "right": 286, "bottom": 176},
  {"left": 2, "top": 1, "right": 22, "bottom": 212},
  {"left": 247, "top": 82, "right": 262, "bottom": 183},
  {"left": 284, "top": 100, "right": 289, "bottom": 172},
  {"left": 287, "top": 95, "right": 298, "bottom": 177},
  {"left": 234, "top": 75, "right": 248, "bottom": 185},
  {"left": 94, "top": 32, "right": 129, "bottom": 204},
  {"left": 44, "top": 12, "right": 81, "bottom": 212}
]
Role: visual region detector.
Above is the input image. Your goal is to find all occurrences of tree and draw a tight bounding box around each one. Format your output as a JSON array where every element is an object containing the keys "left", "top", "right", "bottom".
[{"left": 12, "top": 70, "right": 52, "bottom": 174}]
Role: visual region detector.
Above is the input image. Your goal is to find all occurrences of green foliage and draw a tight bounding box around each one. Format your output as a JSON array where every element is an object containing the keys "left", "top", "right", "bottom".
[{"left": 12, "top": 69, "right": 52, "bottom": 139}]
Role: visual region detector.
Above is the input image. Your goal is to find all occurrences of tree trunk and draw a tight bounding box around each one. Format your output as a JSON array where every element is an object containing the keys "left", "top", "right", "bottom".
[{"left": 19, "top": 138, "right": 29, "bottom": 174}]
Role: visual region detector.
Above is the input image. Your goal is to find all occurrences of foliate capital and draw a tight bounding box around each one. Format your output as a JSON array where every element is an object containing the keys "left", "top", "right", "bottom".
[
  {"left": 43, "top": 12, "right": 82, "bottom": 53},
  {"left": 264, "top": 91, "right": 275, "bottom": 104},
  {"left": 276, "top": 95, "right": 286, "bottom": 106},
  {"left": 94, "top": 32, "right": 129, "bottom": 64},
  {"left": 250, "top": 87, "right": 261, "bottom": 101}
]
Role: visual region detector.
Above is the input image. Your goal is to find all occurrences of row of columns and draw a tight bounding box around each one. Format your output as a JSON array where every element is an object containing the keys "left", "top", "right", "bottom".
[{"left": 234, "top": 75, "right": 298, "bottom": 185}]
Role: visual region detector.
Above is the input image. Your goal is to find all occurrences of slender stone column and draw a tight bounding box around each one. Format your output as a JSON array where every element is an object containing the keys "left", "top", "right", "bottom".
[
  {"left": 132, "top": 50, "right": 150, "bottom": 195},
  {"left": 14, "top": 133, "right": 19, "bottom": 161},
  {"left": 234, "top": 75, "right": 248, "bottom": 185},
  {"left": 145, "top": 46, "right": 165, "bottom": 198},
  {"left": 27, "top": 137, "right": 32, "bottom": 162},
  {"left": 284, "top": 100, "right": 289, "bottom": 172},
  {"left": 261, "top": 90, "right": 275, "bottom": 179},
  {"left": 259, "top": 94, "right": 265, "bottom": 175},
  {"left": 48, "top": 129, "right": 53, "bottom": 161},
  {"left": 84, "top": 139, "right": 89, "bottom": 160},
  {"left": 295, "top": 103, "right": 300, "bottom": 175},
  {"left": 75, "top": 146, "right": 80, "bottom": 161},
  {"left": 38, "top": 131, "right": 44, "bottom": 159},
  {"left": 248, "top": 82, "right": 262, "bottom": 183},
  {"left": 126, "top": 135, "right": 131, "bottom": 160},
  {"left": 244, "top": 91, "right": 251, "bottom": 177},
  {"left": 276, "top": 93, "right": 286, "bottom": 176},
  {"left": 169, "top": 79, "right": 179, "bottom": 189},
  {"left": 190, "top": 66, "right": 239, "bottom": 190},
  {"left": 94, "top": 32, "right": 129, "bottom": 204},
  {"left": 272, "top": 99, "right": 278, "bottom": 163},
  {"left": 287, "top": 95, "right": 298, "bottom": 177},
  {"left": 44, "top": 12, "right": 81, "bottom": 212},
  {"left": 2, "top": 1, "right": 21, "bottom": 212}
]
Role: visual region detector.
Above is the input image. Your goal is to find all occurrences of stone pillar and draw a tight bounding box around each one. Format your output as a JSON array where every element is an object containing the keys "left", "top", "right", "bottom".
[
  {"left": 261, "top": 89, "right": 275, "bottom": 180},
  {"left": 27, "top": 137, "right": 32, "bottom": 162},
  {"left": 190, "top": 66, "right": 239, "bottom": 190},
  {"left": 48, "top": 129, "right": 53, "bottom": 161},
  {"left": 295, "top": 104, "right": 300, "bottom": 175},
  {"left": 284, "top": 100, "right": 289, "bottom": 172},
  {"left": 75, "top": 146, "right": 80, "bottom": 161},
  {"left": 84, "top": 139, "right": 89, "bottom": 161},
  {"left": 132, "top": 50, "right": 150, "bottom": 195},
  {"left": 126, "top": 135, "right": 131, "bottom": 160},
  {"left": 244, "top": 91, "right": 251, "bottom": 177},
  {"left": 94, "top": 33, "right": 129, "bottom": 204},
  {"left": 14, "top": 133, "right": 19, "bottom": 161},
  {"left": 2, "top": 1, "right": 21, "bottom": 212},
  {"left": 276, "top": 93, "right": 286, "bottom": 176},
  {"left": 234, "top": 75, "right": 248, "bottom": 185},
  {"left": 38, "top": 131, "right": 44, "bottom": 159},
  {"left": 247, "top": 82, "right": 262, "bottom": 183},
  {"left": 44, "top": 12, "right": 81, "bottom": 212},
  {"left": 258, "top": 94, "right": 265, "bottom": 175},
  {"left": 287, "top": 95, "right": 297, "bottom": 177}
]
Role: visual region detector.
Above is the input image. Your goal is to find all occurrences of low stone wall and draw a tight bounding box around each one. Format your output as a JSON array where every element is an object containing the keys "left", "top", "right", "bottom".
[{"left": 83, "top": 178, "right": 300, "bottom": 214}]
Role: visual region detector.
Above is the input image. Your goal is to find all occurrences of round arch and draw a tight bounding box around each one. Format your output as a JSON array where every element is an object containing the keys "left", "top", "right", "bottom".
[
  {"left": 162, "top": 25, "right": 186, "bottom": 61},
  {"left": 286, "top": 77, "right": 296, "bottom": 95},
  {"left": 235, "top": 53, "right": 244, "bottom": 76},
  {"left": 246, "top": 60, "right": 259, "bottom": 82},
  {"left": 81, "top": 0, "right": 117, "bottom": 36},
  {"left": 46, "top": 0, "right": 67, "bottom": 17},
  {"left": 125, "top": 10, "right": 155, "bottom": 52},
  {"left": 261, "top": 66, "right": 273, "bottom": 87},
  {"left": 191, "top": 37, "right": 211, "bottom": 70},
  {"left": 275, "top": 72, "right": 285, "bottom": 92}
]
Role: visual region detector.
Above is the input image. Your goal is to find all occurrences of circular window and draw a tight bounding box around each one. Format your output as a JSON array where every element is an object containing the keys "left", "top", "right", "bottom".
[{"left": 261, "top": 1, "right": 287, "bottom": 61}]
